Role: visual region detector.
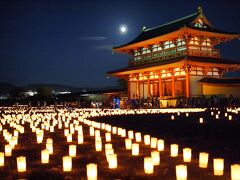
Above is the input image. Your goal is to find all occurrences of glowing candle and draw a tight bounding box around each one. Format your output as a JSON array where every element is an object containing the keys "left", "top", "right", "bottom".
[
  {"left": 157, "top": 139, "right": 164, "bottom": 151},
  {"left": 64, "top": 129, "right": 69, "bottom": 136},
  {"left": 176, "top": 164, "right": 187, "bottom": 180},
  {"left": 144, "top": 135, "right": 150, "bottom": 145},
  {"left": 95, "top": 140, "right": 102, "bottom": 152},
  {"left": 90, "top": 127, "right": 95, "bottom": 136},
  {"left": 67, "top": 134, "right": 72, "bottom": 142},
  {"left": 150, "top": 137, "right": 157, "bottom": 148},
  {"left": 105, "top": 132, "right": 111, "bottom": 142},
  {"left": 36, "top": 133, "right": 43, "bottom": 143},
  {"left": 231, "top": 164, "right": 240, "bottom": 180},
  {"left": 144, "top": 157, "right": 154, "bottom": 174},
  {"left": 183, "top": 148, "right": 192, "bottom": 162},
  {"left": 199, "top": 152, "right": 209, "bottom": 168},
  {"left": 95, "top": 130, "right": 100, "bottom": 138},
  {"left": 5, "top": 145, "right": 12, "bottom": 156},
  {"left": 216, "top": 114, "right": 219, "bottom": 119},
  {"left": 105, "top": 143, "right": 112, "bottom": 150},
  {"left": 78, "top": 134, "right": 84, "bottom": 144},
  {"left": 171, "top": 115, "right": 175, "bottom": 120},
  {"left": 87, "top": 163, "right": 97, "bottom": 180},
  {"left": 199, "top": 118, "right": 203, "bottom": 123},
  {"left": 151, "top": 151, "right": 160, "bottom": 165},
  {"left": 112, "top": 127, "right": 117, "bottom": 134},
  {"left": 128, "top": 130, "right": 134, "bottom": 139},
  {"left": 17, "top": 156, "right": 26, "bottom": 172},
  {"left": 132, "top": 143, "right": 139, "bottom": 156},
  {"left": 63, "top": 156, "right": 72, "bottom": 172},
  {"left": 0, "top": 152, "right": 4, "bottom": 166},
  {"left": 41, "top": 149, "right": 49, "bottom": 164},
  {"left": 135, "top": 132, "right": 141, "bottom": 142},
  {"left": 170, "top": 144, "right": 178, "bottom": 157},
  {"left": 108, "top": 154, "right": 117, "bottom": 169},
  {"left": 229, "top": 115, "right": 232, "bottom": 120},
  {"left": 46, "top": 138, "right": 53, "bottom": 144},
  {"left": 46, "top": 143, "right": 53, "bottom": 154},
  {"left": 125, "top": 138, "right": 132, "bottom": 150},
  {"left": 69, "top": 145, "right": 77, "bottom": 157},
  {"left": 213, "top": 158, "right": 224, "bottom": 176}
]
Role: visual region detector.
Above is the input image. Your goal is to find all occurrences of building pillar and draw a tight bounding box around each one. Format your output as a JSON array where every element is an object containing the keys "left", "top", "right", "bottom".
[
  {"left": 185, "top": 66, "right": 190, "bottom": 98},
  {"left": 147, "top": 78, "right": 151, "bottom": 98},
  {"left": 158, "top": 72, "right": 163, "bottom": 98},
  {"left": 172, "top": 75, "right": 175, "bottom": 98},
  {"left": 137, "top": 78, "right": 140, "bottom": 98}
]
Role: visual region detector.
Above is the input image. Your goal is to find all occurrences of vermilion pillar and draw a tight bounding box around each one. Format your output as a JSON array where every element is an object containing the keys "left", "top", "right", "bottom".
[
  {"left": 147, "top": 78, "right": 150, "bottom": 97},
  {"left": 186, "top": 68, "right": 190, "bottom": 98},
  {"left": 159, "top": 77, "right": 163, "bottom": 98},
  {"left": 172, "top": 75, "right": 175, "bottom": 98}
]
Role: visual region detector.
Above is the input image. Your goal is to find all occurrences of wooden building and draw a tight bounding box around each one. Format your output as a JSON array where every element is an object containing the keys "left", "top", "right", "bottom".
[{"left": 108, "top": 7, "right": 240, "bottom": 103}]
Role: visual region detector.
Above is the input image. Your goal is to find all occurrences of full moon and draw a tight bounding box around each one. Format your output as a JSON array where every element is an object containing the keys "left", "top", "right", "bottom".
[{"left": 120, "top": 24, "right": 127, "bottom": 34}]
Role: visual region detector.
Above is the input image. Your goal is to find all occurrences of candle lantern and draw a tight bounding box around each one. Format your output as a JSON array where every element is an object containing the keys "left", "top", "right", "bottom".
[
  {"left": 157, "top": 139, "right": 164, "bottom": 151},
  {"left": 128, "top": 130, "right": 134, "bottom": 139},
  {"left": 151, "top": 151, "right": 160, "bottom": 165},
  {"left": 170, "top": 144, "right": 178, "bottom": 157},
  {"left": 0, "top": 152, "right": 4, "bottom": 166},
  {"left": 67, "top": 134, "right": 72, "bottom": 142},
  {"left": 183, "top": 148, "right": 192, "bottom": 162},
  {"left": 144, "top": 135, "right": 150, "bottom": 145},
  {"left": 95, "top": 140, "right": 102, "bottom": 152},
  {"left": 108, "top": 154, "right": 117, "bottom": 169},
  {"left": 132, "top": 143, "right": 139, "bottom": 156},
  {"left": 69, "top": 145, "right": 77, "bottom": 157},
  {"left": 41, "top": 149, "right": 49, "bottom": 164},
  {"left": 231, "top": 164, "right": 240, "bottom": 180},
  {"left": 125, "top": 138, "right": 132, "bottom": 150},
  {"left": 46, "top": 143, "right": 53, "bottom": 154},
  {"left": 5, "top": 145, "right": 12, "bottom": 157},
  {"left": 17, "top": 156, "right": 26, "bottom": 172},
  {"left": 63, "top": 156, "right": 72, "bottom": 172},
  {"left": 213, "top": 158, "right": 224, "bottom": 176},
  {"left": 78, "top": 134, "right": 84, "bottom": 144},
  {"left": 150, "top": 137, "right": 157, "bottom": 148},
  {"left": 199, "top": 152, "right": 209, "bottom": 168},
  {"left": 176, "top": 164, "right": 187, "bottom": 180},
  {"left": 135, "top": 132, "right": 141, "bottom": 142},
  {"left": 144, "top": 157, "right": 154, "bottom": 174},
  {"left": 105, "top": 133, "right": 111, "bottom": 142},
  {"left": 87, "top": 163, "right": 97, "bottom": 180}
]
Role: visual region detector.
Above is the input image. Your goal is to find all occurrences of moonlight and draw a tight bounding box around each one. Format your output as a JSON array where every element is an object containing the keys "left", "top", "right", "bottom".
[{"left": 119, "top": 24, "right": 127, "bottom": 34}]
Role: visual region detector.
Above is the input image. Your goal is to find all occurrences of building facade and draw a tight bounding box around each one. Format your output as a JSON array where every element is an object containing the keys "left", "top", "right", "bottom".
[{"left": 109, "top": 7, "right": 240, "bottom": 101}]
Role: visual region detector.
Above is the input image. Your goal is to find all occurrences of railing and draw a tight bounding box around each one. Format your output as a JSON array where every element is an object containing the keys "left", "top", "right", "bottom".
[{"left": 129, "top": 48, "right": 220, "bottom": 66}]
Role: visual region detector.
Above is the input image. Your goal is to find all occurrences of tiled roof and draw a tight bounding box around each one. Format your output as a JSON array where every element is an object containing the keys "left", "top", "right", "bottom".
[{"left": 198, "top": 77, "right": 240, "bottom": 85}]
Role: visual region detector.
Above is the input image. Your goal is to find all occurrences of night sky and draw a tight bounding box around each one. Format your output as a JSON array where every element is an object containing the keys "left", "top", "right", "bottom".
[{"left": 0, "top": 0, "right": 240, "bottom": 88}]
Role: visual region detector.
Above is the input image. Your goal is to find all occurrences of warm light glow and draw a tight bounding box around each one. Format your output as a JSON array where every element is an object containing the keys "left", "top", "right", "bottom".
[
  {"left": 17, "top": 156, "right": 26, "bottom": 172},
  {"left": 5, "top": 145, "right": 12, "bottom": 157},
  {"left": 151, "top": 151, "right": 160, "bottom": 165},
  {"left": 0, "top": 152, "right": 4, "bottom": 166},
  {"left": 125, "top": 138, "right": 132, "bottom": 150},
  {"left": 87, "top": 163, "right": 97, "bottom": 180},
  {"left": 176, "top": 164, "right": 187, "bottom": 180},
  {"left": 157, "top": 139, "right": 164, "bottom": 151},
  {"left": 170, "top": 144, "right": 178, "bottom": 157},
  {"left": 46, "top": 143, "right": 53, "bottom": 154},
  {"left": 69, "top": 145, "right": 77, "bottom": 157},
  {"left": 231, "top": 164, "right": 240, "bottom": 180},
  {"left": 135, "top": 132, "right": 141, "bottom": 142},
  {"left": 128, "top": 130, "right": 134, "bottom": 139},
  {"left": 150, "top": 137, "right": 157, "bottom": 148},
  {"left": 63, "top": 156, "right": 72, "bottom": 172},
  {"left": 183, "top": 148, "right": 192, "bottom": 162},
  {"left": 144, "top": 157, "right": 154, "bottom": 174},
  {"left": 105, "top": 132, "right": 111, "bottom": 142},
  {"left": 132, "top": 143, "right": 139, "bottom": 156},
  {"left": 41, "top": 149, "right": 49, "bottom": 164},
  {"left": 78, "top": 134, "right": 84, "bottom": 144},
  {"left": 213, "top": 158, "right": 224, "bottom": 176},
  {"left": 144, "top": 135, "right": 150, "bottom": 145},
  {"left": 199, "top": 152, "right": 209, "bottom": 168},
  {"left": 108, "top": 154, "right": 117, "bottom": 169},
  {"left": 95, "top": 140, "right": 102, "bottom": 151}
]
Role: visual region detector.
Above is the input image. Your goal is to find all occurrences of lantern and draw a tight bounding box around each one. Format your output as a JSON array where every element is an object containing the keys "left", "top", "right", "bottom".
[
  {"left": 46, "top": 143, "right": 53, "bottom": 154},
  {"left": 78, "top": 134, "right": 84, "bottom": 144},
  {"left": 135, "top": 132, "right": 141, "bottom": 142},
  {"left": 132, "top": 143, "right": 139, "bottom": 156},
  {"left": 199, "top": 118, "right": 203, "bottom": 123},
  {"left": 231, "top": 164, "right": 240, "bottom": 180},
  {"left": 95, "top": 140, "right": 102, "bottom": 152},
  {"left": 157, "top": 139, "right": 164, "bottom": 151},
  {"left": 151, "top": 151, "right": 160, "bottom": 165},
  {"left": 0, "top": 152, "right": 4, "bottom": 166},
  {"left": 170, "top": 144, "right": 178, "bottom": 157},
  {"left": 144, "top": 157, "right": 154, "bottom": 174},
  {"left": 108, "top": 154, "right": 117, "bottom": 169},
  {"left": 41, "top": 149, "right": 49, "bottom": 164},
  {"left": 150, "top": 137, "right": 157, "bottom": 148},
  {"left": 183, "top": 148, "right": 192, "bottom": 162},
  {"left": 125, "top": 138, "right": 132, "bottom": 150},
  {"left": 176, "top": 164, "right": 187, "bottom": 180},
  {"left": 128, "top": 130, "right": 134, "bottom": 139},
  {"left": 199, "top": 152, "right": 209, "bottom": 168},
  {"left": 69, "top": 145, "right": 77, "bottom": 157},
  {"left": 5, "top": 145, "right": 12, "bottom": 157},
  {"left": 17, "top": 156, "right": 26, "bottom": 172},
  {"left": 144, "top": 135, "right": 150, "bottom": 145},
  {"left": 229, "top": 115, "right": 232, "bottom": 120},
  {"left": 87, "top": 163, "right": 97, "bottom": 180},
  {"left": 63, "top": 156, "right": 72, "bottom": 172},
  {"left": 213, "top": 158, "right": 224, "bottom": 176},
  {"left": 105, "top": 133, "right": 111, "bottom": 142}
]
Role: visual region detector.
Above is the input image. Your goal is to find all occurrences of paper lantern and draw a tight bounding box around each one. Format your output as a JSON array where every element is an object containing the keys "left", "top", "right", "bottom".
[
  {"left": 5, "top": 145, "right": 12, "bottom": 157},
  {"left": 46, "top": 138, "right": 53, "bottom": 144},
  {"left": 67, "top": 134, "right": 72, "bottom": 142},
  {"left": 157, "top": 139, "right": 164, "bottom": 151},
  {"left": 125, "top": 138, "right": 132, "bottom": 150},
  {"left": 46, "top": 143, "right": 53, "bottom": 154},
  {"left": 213, "top": 158, "right": 224, "bottom": 176},
  {"left": 183, "top": 148, "right": 192, "bottom": 162},
  {"left": 105, "top": 143, "right": 112, "bottom": 150},
  {"left": 199, "top": 152, "right": 209, "bottom": 168},
  {"left": 128, "top": 130, "right": 134, "bottom": 139},
  {"left": 90, "top": 127, "right": 95, "bottom": 136},
  {"left": 120, "top": 129, "right": 126, "bottom": 137},
  {"left": 170, "top": 144, "right": 178, "bottom": 157},
  {"left": 64, "top": 129, "right": 69, "bottom": 136},
  {"left": 144, "top": 135, "right": 150, "bottom": 145},
  {"left": 78, "top": 135, "right": 84, "bottom": 144},
  {"left": 95, "top": 140, "right": 102, "bottom": 152},
  {"left": 231, "top": 164, "right": 240, "bottom": 180},
  {"left": 112, "top": 127, "right": 117, "bottom": 134},
  {"left": 105, "top": 133, "right": 111, "bottom": 142},
  {"left": 63, "top": 156, "right": 72, "bottom": 172},
  {"left": 176, "top": 164, "right": 187, "bottom": 180},
  {"left": 69, "top": 145, "right": 77, "bottom": 157},
  {"left": 41, "top": 149, "right": 49, "bottom": 164},
  {"left": 87, "top": 163, "right": 97, "bottom": 180},
  {"left": 105, "top": 148, "right": 114, "bottom": 162},
  {"left": 108, "top": 154, "right": 117, "bottom": 169},
  {"left": 171, "top": 115, "right": 175, "bottom": 120},
  {"left": 229, "top": 115, "right": 232, "bottom": 120},
  {"left": 144, "top": 157, "right": 154, "bottom": 174},
  {"left": 199, "top": 118, "right": 203, "bottom": 123},
  {"left": 0, "top": 152, "right": 4, "bottom": 166},
  {"left": 150, "top": 137, "right": 157, "bottom": 148},
  {"left": 151, "top": 151, "right": 160, "bottom": 165},
  {"left": 135, "top": 132, "right": 141, "bottom": 142},
  {"left": 216, "top": 114, "right": 219, "bottom": 119},
  {"left": 95, "top": 130, "right": 100, "bottom": 138},
  {"left": 17, "top": 156, "right": 26, "bottom": 172},
  {"left": 132, "top": 143, "right": 139, "bottom": 156},
  {"left": 36, "top": 133, "right": 43, "bottom": 143}
]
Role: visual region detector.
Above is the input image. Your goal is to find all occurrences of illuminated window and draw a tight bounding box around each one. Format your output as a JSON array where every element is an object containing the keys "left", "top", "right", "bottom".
[{"left": 164, "top": 41, "right": 175, "bottom": 49}]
